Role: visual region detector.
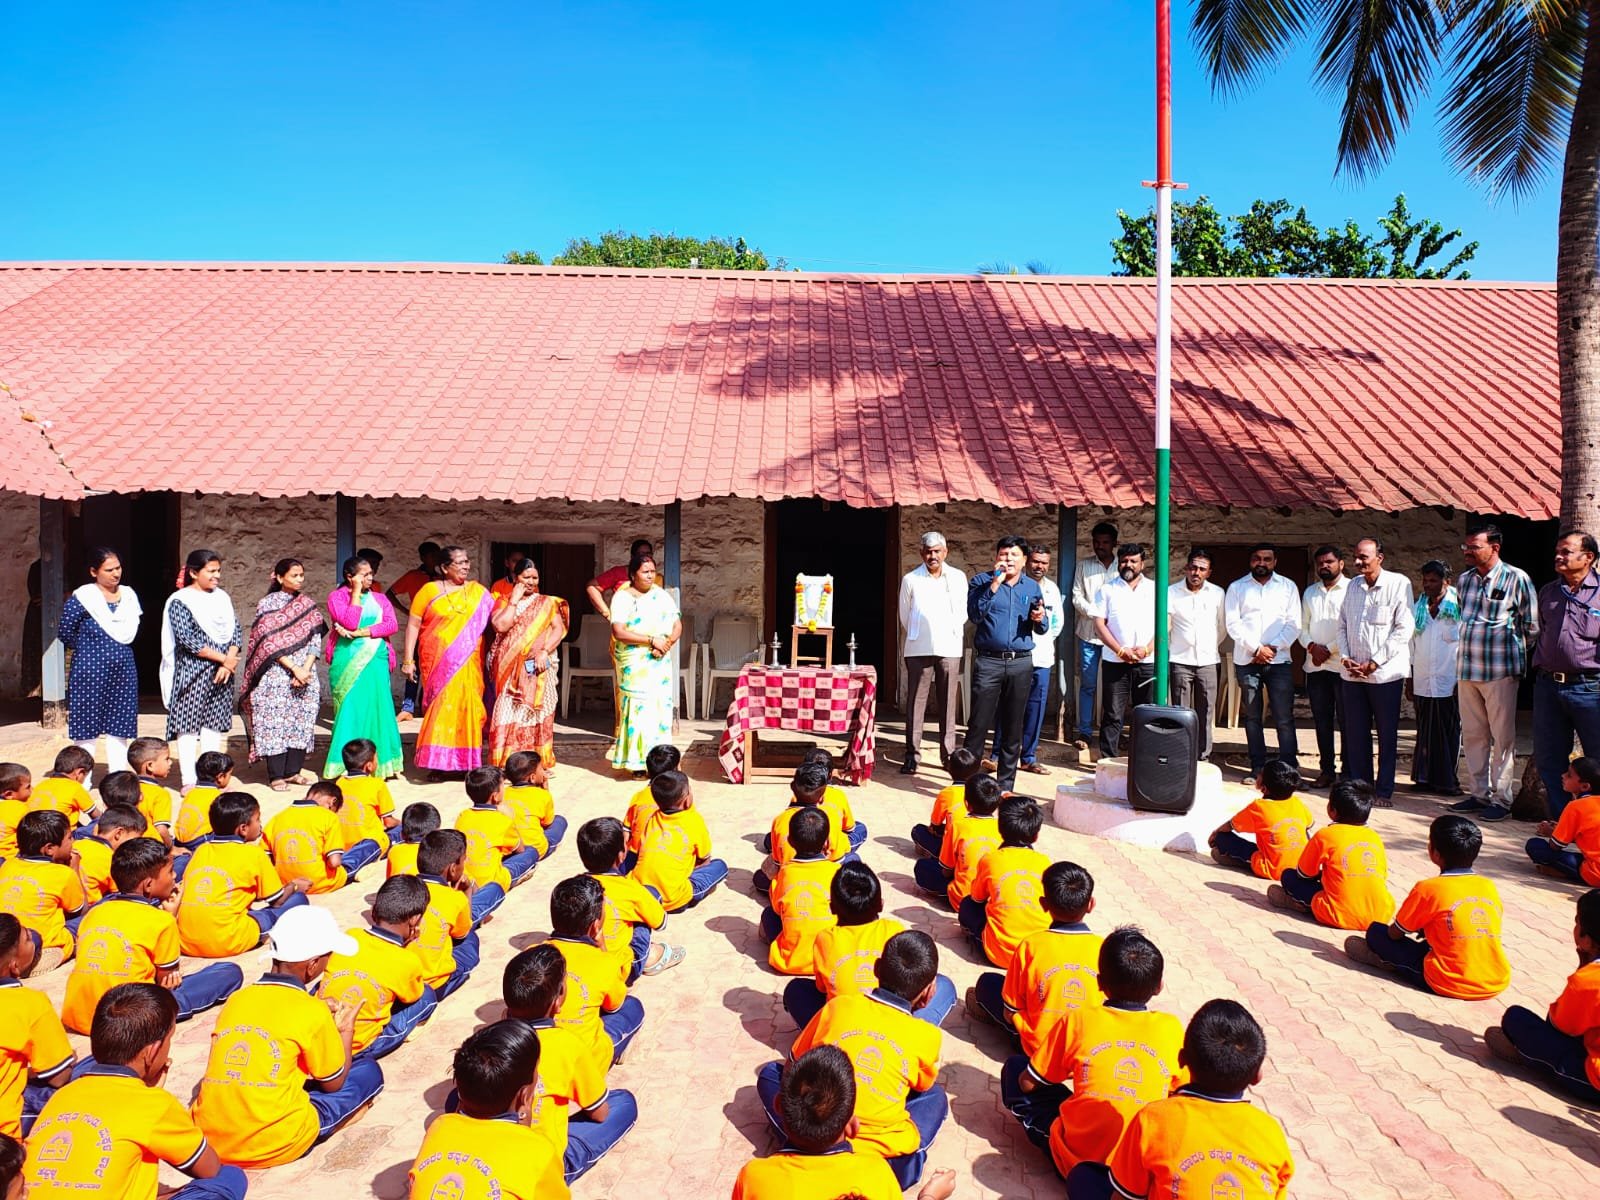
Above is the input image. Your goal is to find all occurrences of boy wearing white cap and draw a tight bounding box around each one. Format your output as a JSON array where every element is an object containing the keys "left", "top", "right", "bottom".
[{"left": 191, "top": 906, "right": 384, "bottom": 1168}]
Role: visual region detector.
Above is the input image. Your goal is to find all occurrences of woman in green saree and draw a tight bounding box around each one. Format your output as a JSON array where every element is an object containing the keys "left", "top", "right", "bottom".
[{"left": 324, "top": 554, "right": 404, "bottom": 778}]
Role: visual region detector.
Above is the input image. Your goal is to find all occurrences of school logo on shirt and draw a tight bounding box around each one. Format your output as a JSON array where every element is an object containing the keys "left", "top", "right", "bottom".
[
  {"left": 422, "top": 1172, "right": 467, "bottom": 1200},
  {"left": 1110, "top": 1054, "right": 1145, "bottom": 1096},
  {"left": 183, "top": 865, "right": 229, "bottom": 907},
  {"left": 994, "top": 869, "right": 1039, "bottom": 911},
  {"left": 277, "top": 829, "right": 322, "bottom": 873},
  {"left": 829, "top": 947, "right": 879, "bottom": 991},
  {"left": 31, "top": 1116, "right": 111, "bottom": 1184},
  {"left": 79, "top": 925, "right": 135, "bottom": 976},
  {"left": 1341, "top": 844, "right": 1379, "bottom": 876},
  {"left": 1036, "top": 961, "right": 1097, "bottom": 1013},
  {"left": 0, "top": 874, "right": 43, "bottom": 913},
  {"left": 783, "top": 879, "right": 829, "bottom": 923},
  {"left": 839, "top": 1029, "right": 912, "bottom": 1107},
  {"left": 1210, "top": 1174, "right": 1244, "bottom": 1200}
]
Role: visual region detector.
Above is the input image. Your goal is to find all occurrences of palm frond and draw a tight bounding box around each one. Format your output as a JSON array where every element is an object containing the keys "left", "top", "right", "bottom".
[
  {"left": 1191, "top": 0, "right": 1312, "bottom": 95},
  {"left": 1313, "top": 0, "right": 1444, "bottom": 179},
  {"left": 1440, "top": 0, "right": 1585, "bottom": 200}
]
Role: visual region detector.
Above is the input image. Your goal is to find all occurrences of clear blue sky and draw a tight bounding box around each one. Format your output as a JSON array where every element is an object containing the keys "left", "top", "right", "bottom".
[{"left": 3, "top": 0, "right": 1557, "bottom": 279}]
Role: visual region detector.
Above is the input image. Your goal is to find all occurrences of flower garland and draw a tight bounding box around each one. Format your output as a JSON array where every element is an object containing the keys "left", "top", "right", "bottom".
[{"left": 794, "top": 574, "right": 834, "bottom": 632}]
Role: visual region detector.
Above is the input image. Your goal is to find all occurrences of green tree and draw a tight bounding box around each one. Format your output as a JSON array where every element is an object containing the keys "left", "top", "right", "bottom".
[
  {"left": 1190, "top": 0, "right": 1596, "bottom": 527},
  {"left": 503, "top": 231, "right": 779, "bottom": 270},
  {"left": 1110, "top": 194, "right": 1476, "bottom": 279}
]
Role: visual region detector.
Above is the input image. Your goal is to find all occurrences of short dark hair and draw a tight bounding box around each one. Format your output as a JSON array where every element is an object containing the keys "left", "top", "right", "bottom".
[
  {"left": 995, "top": 535, "right": 1028, "bottom": 553},
  {"left": 1466, "top": 523, "right": 1502, "bottom": 547},
  {"left": 341, "top": 739, "right": 377, "bottom": 772},
  {"left": 1091, "top": 522, "right": 1118, "bottom": 540},
  {"left": 465, "top": 766, "right": 503, "bottom": 805},
  {"left": 96, "top": 804, "right": 147, "bottom": 838},
  {"left": 801, "top": 747, "right": 835, "bottom": 773},
  {"left": 576, "top": 817, "right": 627, "bottom": 872},
  {"left": 504, "top": 751, "right": 540, "bottom": 786},
  {"left": 830, "top": 860, "right": 883, "bottom": 924},
  {"left": 307, "top": 780, "right": 343, "bottom": 809},
  {"left": 945, "top": 747, "right": 980, "bottom": 784},
  {"left": 51, "top": 745, "right": 95, "bottom": 776},
  {"left": 779, "top": 1045, "right": 858, "bottom": 1152},
  {"left": 357, "top": 546, "right": 383, "bottom": 569},
  {"left": 1429, "top": 814, "right": 1482, "bottom": 870},
  {"left": 1116, "top": 542, "right": 1145, "bottom": 561},
  {"left": 419, "top": 540, "right": 441, "bottom": 560},
  {"left": 1355, "top": 536, "right": 1385, "bottom": 557},
  {"left": 99, "top": 771, "right": 143, "bottom": 810},
  {"left": 0, "top": 763, "right": 30, "bottom": 794},
  {"left": 372, "top": 875, "right": 430, "bottom": 925},
  {"left": 791, "top": 762, "right": 829, "bottom": 802},
  {"left": 1562, "top": 529, "right": 1600, "bottom": 557},
  {"left": 0, "top": 1129, "right": 21, "bottom": 1197},
  {"left": 1578, "top": 889, "right": 1600, "bottom": 945},
  {"left": 452, "top": 1019, "right": 541, "bottom": 1117},
  {"left": 401, "top": 802, "right": 441, "bottom": 843},
  {"left": 1420, "top": 559, "right": 1450, "bottom": 578},
  {"left": 1259, "top": 760, "right": 1300, "bottom": 801},
  {"left": 18, "top": 809, "right": 69, "bottom": 857},
  {"left": 418, "top": 829, "right": 468, "bottom": 876},
  {"left": 110, "top": 837, "right": 172, "bottom": 893},
  {"left": 503, "top": 943, "right": 566, "bottom": 1019},
  {"left": 1185, "top": 548, "right": 1212, "bottom": 566},
  {"left": 876, "top": 930, "right": 938, "bottom": 1002},
  {"left": 1183, "top": 999, "right": 1267, "bottom": 1093},
  {"left": 645, "top": 744, "right": 682, "bottom": 777},
  {"left": 1328, "top": 779, "right": 1374, "bottom": 825},
  {"left": 787, "top": 807, "right": 830, "bottom": 857},
  {"left": 1041, "top": 861, "right": 1094, "bottom": 921},
  {"left": 0, "top": 913, "right": 22, "bottom": 959},
  {"left": 195, "top": 750, "right": 233, "bottom": 782},
  {"left": 998, "top": 797, "right": 1042, "bottom": 846},
  {"left": 629, "top": 537, "right": 654, "bottom": 555},
  {"left": 128, "top": 738, "right": 169, "bottom": 771},
  {"left": 1249, "top": 542, "right": 1277, "bottom": 557},
  {"left": 1570, "top": 758, "right": 1600, "bottom": 793},
  {"left": 90, "top": 982, "right": 178, "bottom": 1067},
  {"left": 1099, "top": 926, "right": 1164, "bottom": 1003},
  {"left": 550, "top": 875, "right": 604, "bottom": 938},
  {"left": 1312, "top": 544, "right": 1343, "bottom": 561},
  {"left": 210, "top": 792, "right": 258, "bottom": 837},
  {"left": 965, "top": 774, "right": 1003, "bottom": 817},
  {"left": 650, "top": 770, "right": 689, "bottom": 812}
]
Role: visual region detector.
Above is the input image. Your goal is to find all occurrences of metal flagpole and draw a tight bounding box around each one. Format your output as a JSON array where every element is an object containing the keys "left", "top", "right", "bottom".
[{"left": 1148, "top": 0, "right": 1180, "bottom": 704}]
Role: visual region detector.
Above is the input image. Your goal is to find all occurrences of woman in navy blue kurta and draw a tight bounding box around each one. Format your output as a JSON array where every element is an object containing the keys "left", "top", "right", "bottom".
[{"left": 59, "top": 547, "right": 142, "bottom": 772}]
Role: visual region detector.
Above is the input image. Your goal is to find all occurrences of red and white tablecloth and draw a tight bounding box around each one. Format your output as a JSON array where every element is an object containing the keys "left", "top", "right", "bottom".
[{"left": 716, "top": 665, "right": 878, "bottom": 784}]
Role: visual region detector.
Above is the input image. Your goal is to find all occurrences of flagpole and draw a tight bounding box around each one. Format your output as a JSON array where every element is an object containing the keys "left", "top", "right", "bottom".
[{"left": 1151, "top": 0, "right": 1175, "bottom": 704}]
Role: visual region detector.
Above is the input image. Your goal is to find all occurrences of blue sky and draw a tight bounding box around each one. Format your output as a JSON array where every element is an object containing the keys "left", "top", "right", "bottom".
[{"left": 2, "top": 1, "right": 1557, "bottom": 279}]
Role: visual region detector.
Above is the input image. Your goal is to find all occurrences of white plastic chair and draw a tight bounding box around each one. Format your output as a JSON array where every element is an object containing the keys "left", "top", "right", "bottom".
[
  {"left": 701, "top": 615, "right": 760, "bottom": 718},
  {"left": 560, "top": 614, "right": 616, "bottom": 717}
]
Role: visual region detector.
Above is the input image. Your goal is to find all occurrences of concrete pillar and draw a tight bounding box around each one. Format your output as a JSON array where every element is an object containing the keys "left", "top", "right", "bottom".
[
  {"left": 335, "top": 493, "right": 356, "bottom": 583},
  {"left": 1056, "top": 505, "right": 1078, "bottom": 740},
  {"left": 40, "top": 498, "right": 67, "bottom": 730},
  {"left": 663, "top": 500, "right": 682, "bottom": 588}
]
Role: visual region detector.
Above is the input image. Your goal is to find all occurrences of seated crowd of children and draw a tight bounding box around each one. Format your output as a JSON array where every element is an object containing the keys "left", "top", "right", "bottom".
[{"left": 0, "top": 726, "right": 1595, "bottom": 1200}]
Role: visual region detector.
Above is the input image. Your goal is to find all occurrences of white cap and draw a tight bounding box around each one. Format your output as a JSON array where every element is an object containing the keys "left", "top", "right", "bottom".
[{"left": 267, "top": 905, "right": 358, "bottom": 962}]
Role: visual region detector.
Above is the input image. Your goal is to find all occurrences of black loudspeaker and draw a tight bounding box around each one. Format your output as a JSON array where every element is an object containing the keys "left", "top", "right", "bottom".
[{"left": 1127, "top": 704, "right": 1199, "bottom": 813}]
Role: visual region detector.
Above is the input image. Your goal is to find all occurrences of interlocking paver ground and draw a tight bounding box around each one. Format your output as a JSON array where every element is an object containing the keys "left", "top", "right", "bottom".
[{"left": 4, "top": 710, "right": 1595, "bottom": 1200}]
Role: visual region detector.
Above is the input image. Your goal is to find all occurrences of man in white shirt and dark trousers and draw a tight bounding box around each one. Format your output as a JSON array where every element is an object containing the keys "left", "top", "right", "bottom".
[
  {"left": 1070, "top": 522, "right": 1118, "bottom": 750},
  {"left": 1224, "top": 543, "right": 1303, "bottom": 776},
  {"left": 991, "top": 546, "right": 1063, "bottom": 775},
  {"left": 1410, "top": 560, "right": 1462, "bottom": 795},
  {"left": 1092, "top": 543, "right": 1158, "bottom": 760},
  {"left": 1300, "top": 545, "right": 1350, "bottom": 788},
  {"left": 1338, "top": 538, "right": 1415, "bottom": 803},
  {"left": 1167, "top": 548, "right": 1225, "bottom": 761},
  {"left": 898, "top": 531, "right": 968, "bottom": 775}
]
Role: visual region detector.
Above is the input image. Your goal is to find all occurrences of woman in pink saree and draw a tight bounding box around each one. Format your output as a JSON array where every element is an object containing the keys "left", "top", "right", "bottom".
[
  {"left": 401, "top": 544, "right": 495, "bottom": 774},
  {"left": 486, "top": 557, "right": 570, "bottom": 769}
]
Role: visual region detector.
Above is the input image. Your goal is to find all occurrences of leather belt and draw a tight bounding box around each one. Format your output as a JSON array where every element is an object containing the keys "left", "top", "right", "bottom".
[{"left": 976, "top": 649, "right": 1028, "bottom": 660}]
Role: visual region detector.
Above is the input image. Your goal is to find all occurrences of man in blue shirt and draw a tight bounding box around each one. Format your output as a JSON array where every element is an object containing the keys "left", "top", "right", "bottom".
[{"left": 964, "top": 536, "right": 1047, "bottom": 792}]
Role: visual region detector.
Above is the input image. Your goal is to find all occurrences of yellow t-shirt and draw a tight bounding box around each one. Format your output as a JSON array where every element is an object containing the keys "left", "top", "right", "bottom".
[
  {"left": 0, "top": 855, "right": 86, "bottom": 954},
  {"left": 732, "top": 1146, "right": 902, "bottom": 1200},
  {"left": 175, "top": 838, "right": 286, "bottom": 958},
  {"left": 927, "top": 784, "right": 967, "bottom": 829},
  {"left": 387, "top": 841, "right": 421, "bottom": 877},
  {"left": 503, "top": 783, "right": 555, "bottom": 856},
  {"left": 27, "top": 776, "right": 95, "bottom": 824},
  {"left": 137, "top": 778, "right": 176, "bottom": 836},
  {"left": 0, "top": 979, "right": 75, "bottom": 1139},
  {"left": 768, "top": 856, "right": 839, "bottom": 976},
  {"left": 413, "top": 876, "right": 473, "bottom": 989},
  {"left": 63, "top": 895, "right": 184, "bottom": 1034},
  {"left": 792, "top": 990, "right": 941, "bottom": 1157},
  {"left": 630, "top": 807, "right": 713, "bottom": 911},
  {"left": 336, "top": 775, "right": 395, "bottom": 855},
  {"left": 75, "top": 835, "right": 116, "bottom": 905},
  {"left": 1108, "top": 1090, "right": 1295, "bottom": 1200},
  {"left": 26, "top": 1068, "right": 209, "bottom": 1200},
  {"left": 0, "top": 797, "right": 27, "bottom": 859},
  {"left": 192, "top": 975, "right": 348, "bottom": 1169},
  {"left": 522, "top": 1018, "right": 609, "bottom": 1164},
  {"left": 322, "top": 926, "right": 427, "bottom": 1053},
  {"left": 1230, "top": 795, "right": 1315, "bottom": 880},
  {"left": 550, "top": 935, "right": 628, "bottom": 1077},
  {"left": 266, "top": 802, "right": 349, "bottom": 893},
  {"left": 1002, "top": 924, "right": 1105, "bottom": 1058},
  {"left": 970, "top": 844, "right": 1051, "bottom": 967},
  {"left": 940, "top": 811, "right": 1002, "bottom": 907},
  {"left": 769, "top": 803, "right": 849, "bottom": 867},
  {"left": 1550, "top": 960, "right": 1600, "bottom": 1090},
  {"left": 624, "top": 788, "right": 656, "bottom": 846},
  {"left": 408, "top": 1112, "right": 570, "bottom": 1200},
  {"left": 592, "top": 870, "right": 666, "bottom": 969},
  {"left": 1395, "top": 871, "right": 1511, "bottom": 1000},
  {"left": 810, "top": 917, "right": 905, "bottom": 1000},
  {"left": 172, "top": 784, "right": 220, "bottom": 846},
  {"left": 1295, "top": 823, "right": 1394, "bottom": 930},
  {"left": 821, "top": 785, "right": 857, "bottom": 833},
  {"left": 455, "top": 805, "right": 519, "bottom": 891}
]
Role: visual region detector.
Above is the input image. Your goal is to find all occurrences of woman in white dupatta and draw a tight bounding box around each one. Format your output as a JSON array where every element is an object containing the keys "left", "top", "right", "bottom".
[
  {"left": 161, "top": 548, "right": 242, "bottom": 788},
  {"left": 58, "top": 546, "right": 143, "bottom": 771}
]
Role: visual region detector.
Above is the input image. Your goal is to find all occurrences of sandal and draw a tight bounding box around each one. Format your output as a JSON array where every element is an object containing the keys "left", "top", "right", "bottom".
[
  {"left": 269, "top": 779, "right": 290, "bottom": 792},
  {"left": 1373, "top": 795, "right": 1395, "bottom": 809},
  {"left": 641, "top": 944, "right": 686, "bottom": 976}
]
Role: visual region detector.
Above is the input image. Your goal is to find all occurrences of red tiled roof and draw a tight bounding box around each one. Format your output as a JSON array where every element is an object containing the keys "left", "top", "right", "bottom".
[{"left": 0, "top": 263, "right": 1558, "bottom": 516}]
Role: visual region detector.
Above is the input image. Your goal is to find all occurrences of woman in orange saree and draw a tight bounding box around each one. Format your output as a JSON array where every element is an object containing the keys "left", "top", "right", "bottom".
[
  {"left": 401, "top": 544, "right": 495, "bottom": 773},
  {"left": 486, "top": 558, "right": 570, "bottom": 769}
]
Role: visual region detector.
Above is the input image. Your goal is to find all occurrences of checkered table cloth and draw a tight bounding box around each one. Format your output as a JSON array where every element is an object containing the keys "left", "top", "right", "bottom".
[{"left": 716, "top": 665, "right": 878, "bottom": 784}]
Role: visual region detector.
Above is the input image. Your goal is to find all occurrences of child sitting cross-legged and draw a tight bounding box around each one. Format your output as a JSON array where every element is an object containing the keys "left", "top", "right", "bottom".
[
  {"left": 0, "top": 912, "right": 75, "bottom": 1139},
  {"left": 1485, "top": 887, "right": 1600, "bottom": 1104},
  {"left": 1269, "top": 778, "right": 1395, "bottom": 929},
  {"left": 784, "top": 861, "right": 957, "bottom": 1030},
  {"left": 171, "top": 751, "right": 233, "bottom": 851},
  {"left": 0, "top": 810, "right": 85, "bottom": 975},
  {"left": 413, "top": 830, "right": 488, "bottom": 1000},
  {"left": 267, "top": 780, "right": 383, "bottom": 894},
  {"left": 1063, "top": 999, "right": 1295, "bottom": 1200},
  {"left": 503, "top": 751, "right": 568, "bottom": 861},
  {"left": 1209, "top": 759, "right": 1313, "bottom": 880},
  {"left": 1345, "top": 813, "right": 1511, "bottom": 1000},
  {"left": 575, "top": 817, "right": 682, "bottom": 983},
  {"left": 913, "top": 773, "right": 1003, "bottom": 911},
  {"left": 456, "top": 766, "right": 540, "bottom": 892},
  {"left": 77, "top": 803, "right": 146, "bottom": 905},
  {"left": 334, "top": 738, "right": 399, "bottom": 855},
  {"left": 24, "top": 982, "right": 250, "bottom": 1200},
  {"left": 321, "top": 875, "right": 438, "bottom": 1061},
  {"left": 63, "top": 837, "right": 243, "bottom": 1035},
  {"left": 762, "top": 808, "right": 841, "bottom": 976},
  {"left": 1002, "top": 927, "right": 1185, "bottom": 1179},
  {"left": 630, "top": 770, "right": 727, "bottom": 911},
  {"left": 967, "top": 861, "right": 1103, "bottom": 1057},
  {"left": 760, "top": 930, "right": 949, "bottom": 1190},
  {"left": 1526, "top": 757, "right": 1600, "bottom": 883},
  {"left": 407, "top": 1020, "right": 570, "bottom": 1200},
  {"left": 733, "top": 1044, "right": 956, "bottom": 1200},
  {"left": 755, "top": 763, "right": 853, "bottom": 896},
  {"left": 388, "top": 801, "right": 440, "bottom": 878},
  {"left": 959, "top": 797, "right": 1051, "bottom": 968},
  {"left": 548, "top": 875, "right": 646, "bottom": 1072},
  {"left": 176, "top": 792, "right": 311, "bottom": 958},
  {"left": 26, "top": 745, "right": 99, "bottom": 828},
  {"left": 624, "top": 744, "right": 681, "bottom": 865},
  {"left": 192, "top": 906, "right": 382, "bottom": 1169},
  {"left": 911, "top": 748, "right": 981, "bottom": 858}
]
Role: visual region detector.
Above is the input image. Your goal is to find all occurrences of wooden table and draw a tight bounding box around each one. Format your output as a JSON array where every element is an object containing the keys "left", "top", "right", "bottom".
[{"left": 715, "top": 664, "right": 878, "bottom": 784}]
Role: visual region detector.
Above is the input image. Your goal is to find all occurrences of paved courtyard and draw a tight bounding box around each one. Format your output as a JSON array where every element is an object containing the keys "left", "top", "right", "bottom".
[{"left": 6, "top": 712, "right": 1595, "bottom": 1199}]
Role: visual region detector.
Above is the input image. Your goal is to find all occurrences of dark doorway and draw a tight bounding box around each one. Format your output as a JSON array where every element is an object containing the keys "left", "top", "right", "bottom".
[
  {"left": 489, "top": 540, "right": 597, "bottom": 644},
  {"left": 764, "top": 501, "right": 896, "bottom": 693},
  {"left": 69, "top": 493, "right": 180, "bottom": 695}
]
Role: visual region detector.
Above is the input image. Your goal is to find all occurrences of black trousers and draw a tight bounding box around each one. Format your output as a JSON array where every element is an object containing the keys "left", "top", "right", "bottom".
[
  {"left": 1099, "top": 659, "right": 1155, "bottom": 759},
  {"left": 963, "top": 655, "right": 1033, "bottom": 792}
]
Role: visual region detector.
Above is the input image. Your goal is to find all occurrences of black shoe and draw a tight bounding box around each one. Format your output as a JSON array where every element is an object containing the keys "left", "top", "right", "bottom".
[
  {"left": 1448, "top": 795, "right": 1488, "bottom": 813},
  {"left": 899, "top": 759, "right": 918, "bottom": 775},
  {"left": 1479, "top": 803, "right": 1511, "bottom": 822},
  {"left": 1310, "top": 773, "right": 1335, "bottom": 789}
]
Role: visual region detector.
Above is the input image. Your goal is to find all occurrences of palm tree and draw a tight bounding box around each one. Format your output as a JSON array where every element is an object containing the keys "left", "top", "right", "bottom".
[{"left": 1192, "top": 1, "right": 1598, "bottom": 528}]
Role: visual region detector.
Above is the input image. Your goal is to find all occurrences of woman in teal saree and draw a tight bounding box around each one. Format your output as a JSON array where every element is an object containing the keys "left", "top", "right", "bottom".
[{"left": 324, "top": 554, "right": 404, "bottom": 778}]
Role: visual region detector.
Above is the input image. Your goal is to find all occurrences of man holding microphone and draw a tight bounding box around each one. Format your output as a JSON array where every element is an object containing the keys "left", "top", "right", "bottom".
[{"left": 965, "top": 536, "right": 1048, "bottom": 793}]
